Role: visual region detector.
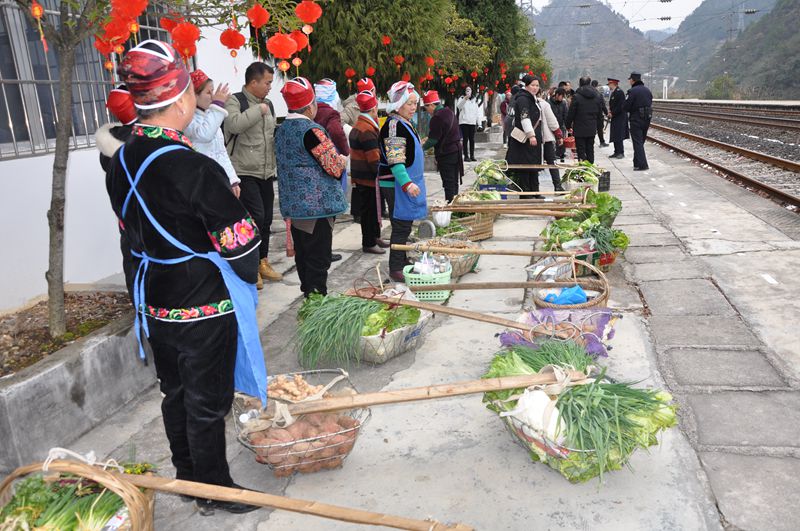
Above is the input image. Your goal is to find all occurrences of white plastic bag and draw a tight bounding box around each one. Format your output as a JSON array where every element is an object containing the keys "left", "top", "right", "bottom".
[{"left": 432, "top": 210, "right": 452, "bottom": 228}]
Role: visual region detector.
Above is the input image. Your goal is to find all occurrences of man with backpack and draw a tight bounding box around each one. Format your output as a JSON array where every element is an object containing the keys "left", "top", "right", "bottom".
[{"left": 224, "top": 62, "right": 281, "bottom": 289}]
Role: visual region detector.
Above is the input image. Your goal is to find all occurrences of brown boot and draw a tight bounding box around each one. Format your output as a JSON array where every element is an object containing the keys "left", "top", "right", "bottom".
[
  {"left": 259, "top": 258, "right": 283, "bottom": 281},
  {"left": 256, "top": 274, "right": 263, "bottom": 290}
]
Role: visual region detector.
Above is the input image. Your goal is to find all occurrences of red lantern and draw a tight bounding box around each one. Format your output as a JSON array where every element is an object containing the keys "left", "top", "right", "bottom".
[
  {"left": 425, "top": 72, "right": 433, "bottom": 81},
  {"left": 483, "top": 67, "right": 489, "bottom": 74},
  {"left": 488, "top": 90, "right": 494, "bottom": 96},
  {"left": 542, "top": 72, "right": 548, "bottom": 83},
  {"left": 94, "top": 36, "right": 114, "bottom": 57},
  {"left": 111, "top": 0, "right": 147, "bottom": 20},
  {"left": 129, "top": 22, "right": 140, "bottom": 34},
  {"left": 159, "top": 15, "right": 184, "bottom": 33},
  {"left": 382, "top": 35, "right": 391, "bottom": 46},
  {"left": 366, "top": 66, "right": 376, "bottom": 77},
  {"left": 104, "top": 60, "right": 114, "bottom": 71},
  {"left": 452, "top": 75, "right": 459, "bottom": 81},
  {"left": 171, "top": 22, "right": 201, "bottom": 60},
  {"left": 114, "top": 44, "right": 125, "bottom": 55},
  {"left": 292, "top": 57, "right": 302, "bottom": 67},
  {"left": 444, "top": 77, "right": 452, "bottom": 85},
  {"left": 220, "top": 28, "right": 246, "bottom": 56},
  {"left": 501, "top": 73, "right": 506, "bottom": 80},
  {"left": 528, "top": 70, "right": 533, "bottom": 75},
  {"left": 247, "top": 4, "right": 270, "bottom": 28},
  {"left": 302, "top": 24, "right": 314, "bottom": 34},
  {"left": 470, "top": 71, "right": 478, "bottom": 79},
  {"left": 424, "top": 56, "right": 435, "bottom": 67},
  {"left": 345, "top": 67, "right": 356, "bottom": 79},
  {"left": 393, "top": 55, "right": 405, "bottom": 68},
  {"left": 494, "top": 80, "right": 499, "bottom": 86},
  {"left": 437, "top": 68, "right": 445, "bottom": 76},
  {"left": 295, "top": 0, "right": 323, "bottom": 24},
  {"left": 418, "top": 76, "right": 426, "bottom": 85},
  {"left": 267, "top": 33, "right": 298, "bottom": 59},
  {"left": 104, "top": 18, "right": 130, "bottom": 45},
  {"left": 277, "top": 60, "right": 291, "bottom": 72},
  {"left": 479, "top": 85, "right": 485, "bottom": 91},
  {"left": 524, "top": 65, "right": 530, "bottom": 70},
  {"left": 289, "top": 29, "right": 309, "bottom": 52},
  {"left": 401, "top": 72, "right": 410, "bottom": 83}
]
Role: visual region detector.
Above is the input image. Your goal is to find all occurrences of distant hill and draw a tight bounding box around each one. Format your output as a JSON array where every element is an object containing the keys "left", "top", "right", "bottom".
[
  {"left": 658, "top": 0, "right": 778, "bottom": 93},
  {"left": 645, "top": 28, "right": 676, "bottom": 43},
  {"left": 533, "top": 0, "right": 651, "bottom": 84},
  {"left": 699, "top": 0, "right": 800, "bottom": 99}
]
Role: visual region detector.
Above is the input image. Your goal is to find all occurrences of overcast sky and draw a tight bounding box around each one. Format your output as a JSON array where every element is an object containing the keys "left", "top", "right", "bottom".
[{"left": 528, "top": 0, "right": 705, "bottom": 32}]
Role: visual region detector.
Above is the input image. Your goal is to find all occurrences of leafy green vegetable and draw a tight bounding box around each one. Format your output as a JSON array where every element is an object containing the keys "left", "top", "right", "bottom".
[
  {"left": 473, "top": 160, "right": 511, "bottom": 187},
  {"left": 562, "top": 160, "right": 603, "bottom": 184},
  {"left": 572, "top": 190, "right": 623, "bottom": 227},
  {"left": 481, "top": 342, "right": 678, "bottom": 483},
  {"left": 361, "top": 306, "right": 421, "bottom": 336},
  {"left": 0, "top": 475, "right": 59, "bottom": 526}
]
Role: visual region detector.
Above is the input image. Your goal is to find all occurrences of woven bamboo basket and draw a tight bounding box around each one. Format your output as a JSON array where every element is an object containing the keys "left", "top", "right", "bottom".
[
  {"left": 0, "top": 460, "right": 154, "bottom": 530},
  {"left": 453, "top": 212, "right": 496, "bottom": 241},
  {"left": 406, "top": 238, "right": 481, "bottom": 279},
  {"left": 531, "top": 258, "right": 610, "bottom": 310}
]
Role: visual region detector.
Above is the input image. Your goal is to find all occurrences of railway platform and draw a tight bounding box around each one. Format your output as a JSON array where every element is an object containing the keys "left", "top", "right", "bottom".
[{"left": 59, "top": 136, "right": 799, "bottom": 530}]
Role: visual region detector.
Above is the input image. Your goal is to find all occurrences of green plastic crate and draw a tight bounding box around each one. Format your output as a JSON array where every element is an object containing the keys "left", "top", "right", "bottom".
[{"left": 402, "top": 265, "right": 452, "bottom": 302}]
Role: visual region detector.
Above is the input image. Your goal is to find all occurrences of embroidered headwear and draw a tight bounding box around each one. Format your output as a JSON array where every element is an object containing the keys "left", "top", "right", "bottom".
[
  {"left": 118, "top": 40, "right": 191, "bottom": 110},
  {"left": 386, "top": 81, "right": 419, "bottom": 113},
  {"left": 314, "top": 78, "right": 340, "bottom": 106},
  {"left": 190, "top": 69, "right": 210, "bottom": 93},
  {"left": 356, "top": 90, "right": 378, "bottom": 112},
  {"left": 106, "top": 85, "right": 137, "bottom": 125},
  {"left": 282, "top": 77, "right": 316, "bottom": 111},
  {"left": 422, "top": 90, "right": 440, "bottom": 106},
  {"left": 356, "top": 77, "right": 376, "bottom": 95}
]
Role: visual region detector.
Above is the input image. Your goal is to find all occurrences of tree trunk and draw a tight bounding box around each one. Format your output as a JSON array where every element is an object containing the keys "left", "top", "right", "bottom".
[{"left": 46, "top": 43, "right": 76, "bottom": 338}]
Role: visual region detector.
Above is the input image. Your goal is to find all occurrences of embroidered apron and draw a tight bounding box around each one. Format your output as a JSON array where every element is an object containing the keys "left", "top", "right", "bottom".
[{"left": 118, "top": 145, "right": 268, "bottom": 407}]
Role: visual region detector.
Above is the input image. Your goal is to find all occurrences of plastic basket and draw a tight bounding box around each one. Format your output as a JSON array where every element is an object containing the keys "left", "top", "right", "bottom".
[
  {"left": 233, "top": 369, "right": 371, "bottom": 477},
  {"left": 402, "top": 265, "right": 452, "bottom": 301}
]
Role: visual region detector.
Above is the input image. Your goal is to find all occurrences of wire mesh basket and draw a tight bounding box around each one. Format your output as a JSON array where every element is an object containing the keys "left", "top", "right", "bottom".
[{"left": 233, "top": 369, "right": 371, "bottom": 477}]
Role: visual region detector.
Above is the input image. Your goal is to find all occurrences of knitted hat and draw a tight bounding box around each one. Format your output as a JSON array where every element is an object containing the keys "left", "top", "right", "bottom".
[
  {"left": 356, "top": 90, "right": 378, "bottom": 112},
  {"left": 190, "top": 69, "right": 210, "bottom": 93},
  {"left": 106, "top": 85, "right": 137, "bottom": 125},
  {"left": 356, "top": 77, "right": 376, "bottom": 94},
  {"left": 282, "top": 77, "right": 316, "bottom": 111},
  {"left": 118, "top": 40, "right": 191, "bottom": 110},
  {"left": 422, "top": 90, "right": 440, "bottom": 106},
  {"left": 386, "top": 81, "right": 419, "bottom": 113}
]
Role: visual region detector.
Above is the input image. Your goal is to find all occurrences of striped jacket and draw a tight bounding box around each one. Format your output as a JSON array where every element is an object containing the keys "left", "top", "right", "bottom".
[{"left": 348, "top": 114, "right": 382, "bottom": 187}]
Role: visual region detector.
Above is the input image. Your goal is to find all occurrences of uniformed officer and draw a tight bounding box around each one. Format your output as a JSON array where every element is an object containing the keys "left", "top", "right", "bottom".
[
  {"left": 607, "top": 77, "right": 629, "bottom": 159},
  {"left": 623, "top": 72, "right": 653, "bottom": 171}
]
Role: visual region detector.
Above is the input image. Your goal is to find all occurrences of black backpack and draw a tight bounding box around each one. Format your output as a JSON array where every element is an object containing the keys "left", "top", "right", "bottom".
[{"left": 224, "top": 92, "right": 274, "bottom": 154}]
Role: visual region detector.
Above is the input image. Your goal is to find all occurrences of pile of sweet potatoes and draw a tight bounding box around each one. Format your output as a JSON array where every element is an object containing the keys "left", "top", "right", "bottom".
[{"left": 247, "top": 412, "right": 361, "bottom": 477}]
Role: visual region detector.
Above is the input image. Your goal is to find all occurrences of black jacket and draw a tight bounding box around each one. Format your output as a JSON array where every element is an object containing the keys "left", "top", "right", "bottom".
[
  {"left": 565, "top": 86, "right": 604, "bottom": 137},
  {"left": 549, "top": 98, "right": 568, "bottom": 130},
  {"left": 624, "top": 80, "right": 653, "bottom": 123}
]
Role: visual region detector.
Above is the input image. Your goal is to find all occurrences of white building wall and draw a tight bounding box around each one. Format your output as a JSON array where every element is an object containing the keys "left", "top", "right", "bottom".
[{"left": 0, "top": 28, "right": 289, "bottom": 314}]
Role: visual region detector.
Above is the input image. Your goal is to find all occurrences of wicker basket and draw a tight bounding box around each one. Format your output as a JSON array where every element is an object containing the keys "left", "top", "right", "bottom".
[
  {"left": 453, "top": 212, "right": 496, "bottom": 241},
  {"left": 402, "top": 265, "right": 452, "bottom": 301},
  {"left": 234, "top": 370, "right": 371, "bottom": 478},
  {"left": 406, "top": 238, "right": 481, "bottom": 279},
  {"left": 0, "top": 460, "right": 155, "bottom": 531},
  {"left": 531, "top": 258, "right": 610, "bottom": 310}
]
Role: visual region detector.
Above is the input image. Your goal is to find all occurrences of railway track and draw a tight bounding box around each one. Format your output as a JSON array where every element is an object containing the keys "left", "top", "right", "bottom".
[
  {"left": 648, "top": 123, "right": 800, "bottom": 209},
  {"left": 651, "top": 105, "right": 800, "bottom": 131}
]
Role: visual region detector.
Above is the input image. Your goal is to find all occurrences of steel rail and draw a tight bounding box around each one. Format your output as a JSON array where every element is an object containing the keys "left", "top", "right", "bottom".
[
  {"left": 647, "top": 127, "right": 800, "bottom": 209},
  {"left": 652, "top": 106, "right": 800, "bottom": 131},
  {"left": 649, "top": 123, "right": 800, "bottom": 173}
]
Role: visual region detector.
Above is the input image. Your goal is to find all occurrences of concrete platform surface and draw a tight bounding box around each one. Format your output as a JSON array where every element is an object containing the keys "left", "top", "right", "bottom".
[{"left": 41, "top": 136, "right": 800, "bottom": 530}]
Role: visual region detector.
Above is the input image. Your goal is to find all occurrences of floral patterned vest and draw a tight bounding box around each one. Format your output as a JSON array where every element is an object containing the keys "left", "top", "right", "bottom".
[{"left": 275, "top": 118, "right": 348, "bottom": 220}]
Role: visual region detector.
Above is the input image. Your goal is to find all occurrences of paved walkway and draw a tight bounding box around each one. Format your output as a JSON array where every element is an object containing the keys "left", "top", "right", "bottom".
[{"left": 69, "top": 137, "right": 799, "bottom": 530}]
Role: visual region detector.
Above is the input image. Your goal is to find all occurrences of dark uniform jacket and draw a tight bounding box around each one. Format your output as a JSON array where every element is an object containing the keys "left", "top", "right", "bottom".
[
  {"left": 565, "top": 86, "right": 604, "bottom": 137},
  {"left": 549, "top": 98, "right": 568, "bottom": 131},
  {"left": 624, "top": 81, "right": 653, "bottom": 124},
  {"left": 608, "top": 86, "right": 629, "bottom": 141}
]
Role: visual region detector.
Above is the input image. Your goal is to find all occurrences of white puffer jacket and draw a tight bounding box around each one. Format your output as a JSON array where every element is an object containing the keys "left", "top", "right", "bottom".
[
  {"left": 538, "top": 97, "right": 562, "bottom": 143},
  {"left": 185, "top": 105, "right": 240, "bottom": 186},
  {"left": 456, "top": 96, "right": 482, "bottom": 126}
]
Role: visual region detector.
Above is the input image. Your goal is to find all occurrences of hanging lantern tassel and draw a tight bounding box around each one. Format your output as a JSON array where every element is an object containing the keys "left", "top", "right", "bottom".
[{"left": 30, "top": 1, "right": 47, "bottom": 52}]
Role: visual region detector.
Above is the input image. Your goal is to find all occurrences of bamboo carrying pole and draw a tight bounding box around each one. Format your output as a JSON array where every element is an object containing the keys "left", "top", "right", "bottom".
[
  {"left": 263, "top": 372, "right": 586, "bottom": 418},
  {"left": 406, "top": 280, "right": 594, "bottom": 292},
  {"left": 106, "top": 473, "right": 472, "bottom": 531},
  {"left": 391, "top": 243, "right": 574, "bottom": 258},
  {"left": 435, "top": 203, "right": 592, "bottom": 211}
]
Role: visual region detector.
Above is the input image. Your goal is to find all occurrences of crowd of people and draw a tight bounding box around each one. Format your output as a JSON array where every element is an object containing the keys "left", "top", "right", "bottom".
[
  {"left": 97, "top": 39, "right": 654, "bottom": 516},
  {"left": 501, "top": 71, "right": 654, "bottom": 195}
]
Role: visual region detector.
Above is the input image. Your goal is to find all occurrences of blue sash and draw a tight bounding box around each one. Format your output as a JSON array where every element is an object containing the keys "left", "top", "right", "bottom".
[{"left": 118, "top": 145, "right": 268, "bottom": 407}]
